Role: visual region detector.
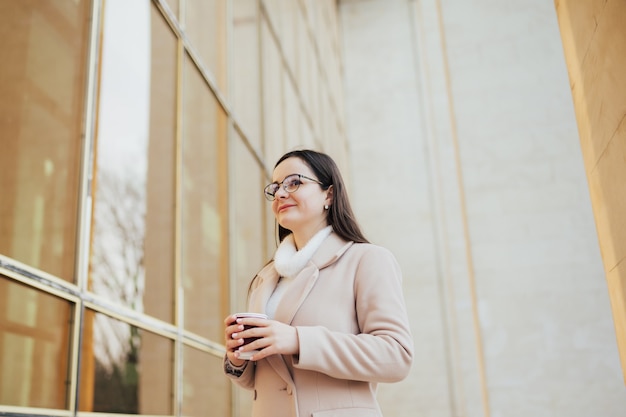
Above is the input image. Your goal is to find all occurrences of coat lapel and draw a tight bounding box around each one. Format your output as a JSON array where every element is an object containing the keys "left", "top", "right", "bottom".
[
  {"left": 273, "top": 264, "right": 319, "bottom": 325},
  {"left": 248, "top": 265, "right": 279, "bottom": 314}
]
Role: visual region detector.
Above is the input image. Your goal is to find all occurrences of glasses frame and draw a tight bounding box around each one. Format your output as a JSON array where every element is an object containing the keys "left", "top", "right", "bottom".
[{"left": 264, "top": 173, "right": 323, "bottom": 201}]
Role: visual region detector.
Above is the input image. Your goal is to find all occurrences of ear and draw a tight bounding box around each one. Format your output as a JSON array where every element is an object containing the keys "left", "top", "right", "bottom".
[{"left": 325, "top": 185, "right": 334, "bottom": 207}]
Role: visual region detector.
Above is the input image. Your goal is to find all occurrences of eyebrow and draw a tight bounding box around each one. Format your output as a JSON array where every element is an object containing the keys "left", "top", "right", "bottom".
[{"left": 271, "top": 173, "right": 299, "bottom": 183}]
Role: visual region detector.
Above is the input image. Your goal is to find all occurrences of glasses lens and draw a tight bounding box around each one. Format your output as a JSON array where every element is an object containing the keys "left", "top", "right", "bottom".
[
  {"left": 283, "top": 175, "right": 301, "bottom": 193},
  {"left": 264, "top": 184, "right": 278, "bottom": 200}
]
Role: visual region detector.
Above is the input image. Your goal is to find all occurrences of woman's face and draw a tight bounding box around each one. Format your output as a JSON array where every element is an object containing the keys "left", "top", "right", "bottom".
[{"left": 271, "top": 157, "right": 331, "bottom": 241}]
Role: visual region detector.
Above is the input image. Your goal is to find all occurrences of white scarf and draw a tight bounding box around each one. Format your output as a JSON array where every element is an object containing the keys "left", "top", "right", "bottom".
[
  {"left": 273, "top": 226, "right": 333, "bottom": 279},
  {"left": 266, "top": 226, "right": 333, "bottom": 318}
]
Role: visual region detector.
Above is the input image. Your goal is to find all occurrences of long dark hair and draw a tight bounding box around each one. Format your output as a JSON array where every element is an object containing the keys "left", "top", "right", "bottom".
[{"left": 274, "top": 149, "right": 368, "bottom": 244}]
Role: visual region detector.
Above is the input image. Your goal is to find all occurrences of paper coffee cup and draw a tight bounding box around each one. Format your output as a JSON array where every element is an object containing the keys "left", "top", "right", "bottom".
[{"left": 232, "top": 312, "right": 267, "bottom": 360}]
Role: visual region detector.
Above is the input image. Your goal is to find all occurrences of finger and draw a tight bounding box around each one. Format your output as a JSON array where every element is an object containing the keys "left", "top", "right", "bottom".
[
  {"left": 239, "top": 324, "right": 264, "bottom": 338},
  {"left": 239, "top": 332, "right": 272, "bottom": 354},
  {"left": 226, "top": 323, "right": 244, "bottom": 338},
  {"left": 226, "top": 337, "right": 244, "bottom": 352},
  {"left": 224, "top": 315, "right": 238, "bottom": 325},
  {"left": 247, "top": 345, "right": 273, "bottom": 361}
]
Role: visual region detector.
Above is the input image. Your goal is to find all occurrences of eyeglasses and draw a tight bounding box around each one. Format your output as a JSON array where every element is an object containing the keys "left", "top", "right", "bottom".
[{"left": 264, "top": 173, "right": 323, "bottom": 201}]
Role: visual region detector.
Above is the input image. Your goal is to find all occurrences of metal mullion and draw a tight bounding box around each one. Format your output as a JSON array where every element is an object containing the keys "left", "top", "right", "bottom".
[
  {"left": 226, "top": 121, "right": 237, "bottom": 315},
  {"left": 71, "top": 1, "right": 104, "bottom": 413},
  {"left": 180, "top": 331, "right": 225, "bottom": 357},
  {"left": 0, "top": 405, "right": 72, "bottom": 417},
  {"left": 226, "top": 0, "right": 236, "bottom": 336},
  {"left": 0, "top": 257, "right": 81, "bottom": 303},
  {"left": 173, "top": 11, "right": 185, "bottom": 417},
  {"left": 75, "top": 0, "right": 103, "bottom": 294},
  {"left": 76, "top": 413, "right": 170, "bottom": 417},
  {"left": 152, "top": 0, "right": 183, "bottom": 33},
  {"left": 82, "top": 299, "right": 178, "bottom": 341},
  {"left": 66, "top": 299, "right": 82, "bottom": 414}
]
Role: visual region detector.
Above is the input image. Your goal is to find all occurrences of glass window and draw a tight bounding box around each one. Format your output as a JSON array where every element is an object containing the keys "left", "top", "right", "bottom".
[
  {"left": 163, "top": 0, "right": 179, "bottom": 19},
  {"left": 232, "top": 0, "right": 262, "bottom": 150},
  {"left": 0, "top": 275, "right": 73, "bottom": 409},
  {"left": 78, "top": 309, "right": 174, "bottom": 414},
  {"left": 89, "top": 0, "right": 177, "bottom": 323},
  {"left": 185, "top": 0, "right": 227, "bottom": 95},
  {"left": 297, "top": 27, "right": 315, "bottom": 140},
  {"left": 182, "top": 346, "right": 229, "bottom": 416},
  {"left": 232, "top": 133, "right": 268, "bottom": 313},
  {"left": 280, "top": 0, "right": 298, "bottom": 77},
  {"left": 315, "top": 83, "right": 324, "bottom": 148},
  {"left": 261, "top": 18, "right": 286, "bottom": 164},
  {"left": 284, "top": 73, "right": 301, "bottom": 150},
  {"left": 300, "top": 110, "right": 315, "bottom": 150},
  {"left": 0, "top": 0, "right": 91, "bottom": 282},
  {"left": 181, "top": 55, "right": 228, "bottom": 341}
]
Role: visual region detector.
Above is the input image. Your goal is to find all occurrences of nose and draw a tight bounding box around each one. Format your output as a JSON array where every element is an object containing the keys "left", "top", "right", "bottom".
[{"left": 274, "top": 185, "right": 289, "bottom": 199}]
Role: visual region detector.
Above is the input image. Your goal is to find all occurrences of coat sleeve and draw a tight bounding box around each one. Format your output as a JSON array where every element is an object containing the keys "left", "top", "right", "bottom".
[{"left": 292, "top": 245, "right": 413, "bottom": 382}]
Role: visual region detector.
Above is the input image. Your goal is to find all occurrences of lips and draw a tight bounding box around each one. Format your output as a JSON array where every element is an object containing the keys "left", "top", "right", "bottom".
[{"left": 278, "top": 204, "right": 295, "bottom": 212}]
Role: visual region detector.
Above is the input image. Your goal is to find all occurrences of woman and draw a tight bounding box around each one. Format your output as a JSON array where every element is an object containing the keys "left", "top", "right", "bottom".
[{"left": 223, "top": 149, "right": 413, "bottom": 417}]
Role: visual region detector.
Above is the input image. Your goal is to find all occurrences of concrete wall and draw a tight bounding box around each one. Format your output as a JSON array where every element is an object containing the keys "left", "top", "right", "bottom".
[
  {"left": 339, "top": 0, "right": 626, "bottom": 416},
  {"left": 555, "top": 0, "right": 626, "bottom": 384}
]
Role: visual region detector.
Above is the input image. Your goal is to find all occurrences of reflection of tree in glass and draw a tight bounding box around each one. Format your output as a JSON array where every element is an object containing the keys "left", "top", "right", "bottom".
[
  {"left": 90, "top": 167, "right": 146, "bottom": 413},
  {"left": 92, "top": 168, "right": 146, "bottom": 312}
]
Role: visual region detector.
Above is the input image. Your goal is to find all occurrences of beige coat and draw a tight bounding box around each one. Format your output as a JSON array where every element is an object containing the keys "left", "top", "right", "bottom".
[{"left": 226, "top": 232, "right": 413, "bottom": 417}]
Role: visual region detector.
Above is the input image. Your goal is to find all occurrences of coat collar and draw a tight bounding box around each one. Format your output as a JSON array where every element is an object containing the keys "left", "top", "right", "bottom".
[
  {"left": 249, "top": 232, "right": 353, "bottom": 316},
  {"left": 308, "top": 231, "right": 354, "bottom": 270}
]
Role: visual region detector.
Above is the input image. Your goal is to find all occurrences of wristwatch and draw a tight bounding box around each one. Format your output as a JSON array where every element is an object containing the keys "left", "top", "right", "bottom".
[{"left": 224, "top": 356, "right": 248, "bottom": 377}]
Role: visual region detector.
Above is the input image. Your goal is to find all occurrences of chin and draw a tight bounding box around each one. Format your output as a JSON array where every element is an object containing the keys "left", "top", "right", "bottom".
[{"left": 277, "top": 217, "right": 297, "bottom": 231}]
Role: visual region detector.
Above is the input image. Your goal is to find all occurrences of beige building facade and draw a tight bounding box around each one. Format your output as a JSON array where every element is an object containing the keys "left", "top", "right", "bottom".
[
  {"left": 0, "top": 0, "right": 625, "bottom": 416},
  {"left": 341, "top": 0, "right": 626, "bottom": 416}
]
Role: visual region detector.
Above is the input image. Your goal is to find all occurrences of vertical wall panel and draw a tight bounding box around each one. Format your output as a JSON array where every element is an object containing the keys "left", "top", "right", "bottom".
[{"left": 555, "top": 0, "right": 626, "bottom": 384}]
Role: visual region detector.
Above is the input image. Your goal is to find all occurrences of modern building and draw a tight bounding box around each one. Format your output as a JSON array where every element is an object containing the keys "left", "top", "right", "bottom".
[{"left": 1, "top": 1, "right": 625, "bottom": 416}]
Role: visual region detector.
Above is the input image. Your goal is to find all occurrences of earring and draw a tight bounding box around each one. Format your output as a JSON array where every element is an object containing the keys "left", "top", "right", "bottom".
[{"left": 324, "top": 205, "right": 329, "bottom": 210}]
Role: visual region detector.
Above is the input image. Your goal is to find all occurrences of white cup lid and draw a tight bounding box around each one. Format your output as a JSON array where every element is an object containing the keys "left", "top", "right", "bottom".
[{"left": 234, "top": 312, "right": 268, "bottom": 319}]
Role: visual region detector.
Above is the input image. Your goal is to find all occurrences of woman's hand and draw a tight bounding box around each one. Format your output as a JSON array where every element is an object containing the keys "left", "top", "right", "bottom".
[
  {"left": 224, "top": 315, "right": 246, "bottom": 367},
  {"left": 224, "top": 315, "right": 300, "bottom": 361}
]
